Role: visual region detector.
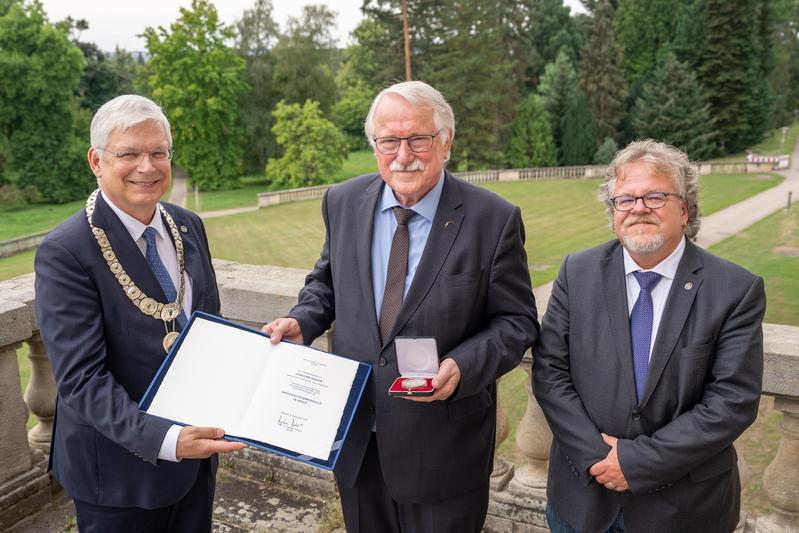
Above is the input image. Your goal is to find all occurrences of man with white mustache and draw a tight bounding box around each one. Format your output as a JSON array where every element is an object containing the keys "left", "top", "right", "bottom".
[
  {"left": 533, "top": 139, "right": 765, "bottom": 533},
  {"left": 264, "top": 81, "right": 538, "bottom": 532}
]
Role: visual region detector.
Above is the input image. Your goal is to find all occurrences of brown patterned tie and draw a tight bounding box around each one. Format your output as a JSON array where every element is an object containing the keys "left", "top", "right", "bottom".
[{"left": 379, "top": 207, "right": 417, "bottom": 343}]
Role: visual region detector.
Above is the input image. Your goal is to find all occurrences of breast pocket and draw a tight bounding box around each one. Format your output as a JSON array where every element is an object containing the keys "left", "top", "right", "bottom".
[
  {"left": 679, "top": 341, "right": 715, "bottom": 396},
  {"left": 439, "top": 268, "right": 483, "bottom": 289}
]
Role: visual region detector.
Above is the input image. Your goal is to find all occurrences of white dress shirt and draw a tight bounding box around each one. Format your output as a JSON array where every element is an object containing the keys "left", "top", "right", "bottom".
[
  {"left": 622, "top": 236, "right": 686, "bottom": 361},
  {"left": 102, "top": 191, "right": 190, "bottom": 461}
]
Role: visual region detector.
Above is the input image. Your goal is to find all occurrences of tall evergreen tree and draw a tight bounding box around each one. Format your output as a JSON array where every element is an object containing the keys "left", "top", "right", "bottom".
[
  {"left": 769, "top": 0, "right": 799, "bottom": 127},
  {"left": 561, "top": 87, "right": 597, "bottom": 165},
  {"left": 538, "top": 48, "right": 579, "bottom": 163},
  {"left": 616, "top": 0, "right": 684, "bottom": 85},
  {"left": 425, "top": 0, "right": 519, "bottom": 170},
  {"left": 236, "top": 0, "right": 280, "bottom": 174},
  {"left": 632, "top": 53, "right": 716, "bottom": 160},
  {"left": 506, "top": 94, "right": 557, "bottom": 168},
  {"left": 272, "top": 5, "right": 338, "bottom": 114},
  {"left": 579, "top": 0, "right": 626, "bottom": 142},
  {"left": 144, "top": 0, "right": 247, "bottom": 190},
  {"left": 699, "top": 0, "right": 773, "bottom": 153}
]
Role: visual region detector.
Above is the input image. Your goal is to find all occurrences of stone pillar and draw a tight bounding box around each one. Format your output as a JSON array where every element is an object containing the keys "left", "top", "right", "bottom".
[
  {"left": 508, "top": 355, "right": 552, "bottom": 498},
  {"left": 24, "top": 333, "right": 56, "bottom": 452},
  {"left": 734, "top": 440, "right": 752, "bottom": 532},
  {"left": 491, "top": 376, "right": 514, "bottom": 491},
  {"left": 757, "top": 397, "right": 799, "bottom": 533},
  {"left": 0, "top": 341, "right": 32, "bottom": 482}
]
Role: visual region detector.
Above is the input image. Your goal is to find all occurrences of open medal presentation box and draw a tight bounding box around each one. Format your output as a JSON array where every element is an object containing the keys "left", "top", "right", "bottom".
[
  {"left": 139, "top": 311, "right": 371, "bottom": 470},
  {"left": 388, "top": 337, "right": 439, "bottom": 397}
]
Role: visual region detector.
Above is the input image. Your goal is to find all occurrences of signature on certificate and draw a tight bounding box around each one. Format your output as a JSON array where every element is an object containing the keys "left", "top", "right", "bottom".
[{"left": 277, "top": 413, "right": 305, "bottom": 432}]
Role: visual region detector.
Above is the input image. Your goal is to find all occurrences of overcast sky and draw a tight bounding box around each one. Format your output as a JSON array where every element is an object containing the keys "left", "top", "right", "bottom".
[{"left": 39, "top": 0, "right": 586, "bottom": 53}]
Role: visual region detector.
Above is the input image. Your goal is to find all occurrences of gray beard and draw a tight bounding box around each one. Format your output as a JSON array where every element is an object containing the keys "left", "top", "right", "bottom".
[{"left": 621, "top": 231, "right": 664, "bottom": 255}]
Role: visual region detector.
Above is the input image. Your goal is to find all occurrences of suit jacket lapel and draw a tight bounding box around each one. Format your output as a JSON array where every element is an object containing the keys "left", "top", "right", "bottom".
[
  {"left": 639, "top": 239, "right": 704, "bottom": 407},
  {"left": 361, "top": 177, "right": 384, "bottom": 346},
  {"left": 600, "top": 242, "right": 639, "bottom": 405},
  {"left": 93, "top": 194, "right": 168, "bottom": 304},
  {"left": 384, "top": 172, "right": 464, "bottom": 348}
]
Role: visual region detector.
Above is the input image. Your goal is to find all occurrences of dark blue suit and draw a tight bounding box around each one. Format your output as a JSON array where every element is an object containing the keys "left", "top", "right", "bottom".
[{"left": 34, "top": 193, "right": 220, "bottom": 528}]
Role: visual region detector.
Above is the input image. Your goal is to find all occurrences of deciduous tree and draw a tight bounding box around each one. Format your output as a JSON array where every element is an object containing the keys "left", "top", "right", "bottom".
[
  {"left": 144, "top": 0, "right": 246, "bottom": 190},
  {"left": 266, "top": 100, "right": 347, "bottom": 188}
]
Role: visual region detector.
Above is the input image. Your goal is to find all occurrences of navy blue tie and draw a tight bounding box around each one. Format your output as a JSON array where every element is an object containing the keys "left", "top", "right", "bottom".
[
  {"left": 143, "top": 227, "right": 187, "bottom": 328},
  {"left": 630, "top": 271, "right": 662, "bottom": 402}
]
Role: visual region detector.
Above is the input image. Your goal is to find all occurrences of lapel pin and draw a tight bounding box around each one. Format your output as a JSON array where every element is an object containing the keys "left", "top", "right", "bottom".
[
  {"left": 684, "top": 282, "right": 693, "bottom": 290},
  {"left": 444, "top": 219, "right": 453, "bottom": 228},
  {"left": 180, "top": 225, "right": 188, "bottom": 233}
]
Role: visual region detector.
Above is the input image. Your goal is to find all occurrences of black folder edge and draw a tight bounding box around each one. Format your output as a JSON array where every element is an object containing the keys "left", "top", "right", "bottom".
[{"left": 138, "top": 310, "right": 372, "bottom": 471}]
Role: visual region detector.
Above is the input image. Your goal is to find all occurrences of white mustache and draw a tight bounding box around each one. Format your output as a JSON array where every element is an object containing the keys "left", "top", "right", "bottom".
[{"left": 389, "top": 159, "right": 425, "bottom": 172}]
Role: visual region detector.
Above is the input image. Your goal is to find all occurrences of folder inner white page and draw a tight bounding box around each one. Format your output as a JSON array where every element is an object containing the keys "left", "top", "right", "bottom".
[
  {"left": 146, "top": 317, "right": 271, "bottom": 434},
  {"left": 145, "top": 316, "right": 359, "bottom": 460}
]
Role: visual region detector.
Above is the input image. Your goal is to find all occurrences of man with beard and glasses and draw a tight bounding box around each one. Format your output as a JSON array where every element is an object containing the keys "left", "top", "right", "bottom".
[
  {"left": 533, "top": 139, "right": 765, "bottom": 533},
  {"left": 263, "top": 80, "right": 538, "bottom": 532}
]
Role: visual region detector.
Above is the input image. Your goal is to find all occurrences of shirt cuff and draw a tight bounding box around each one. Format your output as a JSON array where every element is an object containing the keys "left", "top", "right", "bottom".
[{"left": 157, "top": 424, "right": 183, "bottom": 462}]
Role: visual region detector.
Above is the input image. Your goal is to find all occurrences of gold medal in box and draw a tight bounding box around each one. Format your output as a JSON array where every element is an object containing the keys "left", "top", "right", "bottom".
[{"left": 388, "top": 337, "right": 438, "bottom": 397}]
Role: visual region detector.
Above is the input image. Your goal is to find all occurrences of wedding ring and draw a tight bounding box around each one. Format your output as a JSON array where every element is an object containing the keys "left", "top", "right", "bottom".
[{"left": 606, "top": 482, "right": 615, "bottom": 489}]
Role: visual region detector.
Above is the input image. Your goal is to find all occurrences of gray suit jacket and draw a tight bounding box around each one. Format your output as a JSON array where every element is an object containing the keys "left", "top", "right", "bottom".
[
  {"left": 533, "top": 238, "right": 765, "bottom": 533},
  {"left": 288, "top": 171, "right": 539, "bottom": 503}
]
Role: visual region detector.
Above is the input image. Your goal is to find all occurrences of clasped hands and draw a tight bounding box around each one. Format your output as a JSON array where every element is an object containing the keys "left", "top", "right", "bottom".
[
  {"left": 590, "top": 433, "right": 629, "bottom": 492},
  {"left": 262, "top": 318, "right": 461, "bottom": 402}
]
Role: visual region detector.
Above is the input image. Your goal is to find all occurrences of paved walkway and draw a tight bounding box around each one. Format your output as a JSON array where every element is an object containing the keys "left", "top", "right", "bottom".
[
  {"left": 168, "top": 172, "right": 259, "bottom": 219},
  {"left": 532, "top": 142, "right": 798, "bottom": 316}
]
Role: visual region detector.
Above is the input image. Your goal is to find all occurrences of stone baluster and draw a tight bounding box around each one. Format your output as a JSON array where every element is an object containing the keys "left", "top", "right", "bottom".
[
  {"left": 734, "top": 439, "right": 752, "bottom": 532},
  {"left": 490, "top": 376, "right": 514, "bottom": 490},
  {"left": 0, "top": 340, "right": 32, "bottom": 484},
  {"left": 508, "top": 354, "right": 552, "bottom": 497},
  {"left": 757, "top": 397, "right": 799, "bottom": 533},
  {"left": 24, "top": 333, "right": 56, "bottom": 452}
]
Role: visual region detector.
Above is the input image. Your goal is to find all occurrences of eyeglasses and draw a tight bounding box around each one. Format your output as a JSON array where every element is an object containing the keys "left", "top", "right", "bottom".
[
  {"left": 611, "top": 192, "right": 682, "bottom": 211},
  {"left": 373, "top": 130, "right": 442, "bottom": 155},
  {"left": 97, "top": 147, "right": 174, "bottom": 165}
]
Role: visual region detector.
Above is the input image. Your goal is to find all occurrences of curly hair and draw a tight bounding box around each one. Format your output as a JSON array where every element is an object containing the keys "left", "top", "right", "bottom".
[{"left": 599, "top": 139, "right": 701, "bottom": 238}]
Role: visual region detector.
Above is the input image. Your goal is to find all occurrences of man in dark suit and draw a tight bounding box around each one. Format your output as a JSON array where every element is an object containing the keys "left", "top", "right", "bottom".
[
  {"left": 264, "top": 81, "right": 538, "bottom": 532},
  {"left": 533, "top": 139, "right": 765, "bottom": 533},
  {"left": 34, "top": 95, "right": 245, "bottom": 533}
]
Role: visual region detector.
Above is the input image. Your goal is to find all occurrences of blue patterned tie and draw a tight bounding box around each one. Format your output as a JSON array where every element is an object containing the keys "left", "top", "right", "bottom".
[
  {"left": 630, "top": 271, "right": 662, "bottom": 402},
  {"left": 143, "top": 227, "right": 187, "bottom": 328}
]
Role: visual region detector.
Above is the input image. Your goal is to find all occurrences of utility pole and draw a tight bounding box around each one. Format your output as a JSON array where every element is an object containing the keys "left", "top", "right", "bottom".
[{"left": 402, "top": 0, "right": 411, "bottom": 80}]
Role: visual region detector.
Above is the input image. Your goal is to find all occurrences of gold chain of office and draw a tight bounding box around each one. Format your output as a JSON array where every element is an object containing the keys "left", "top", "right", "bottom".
[{"left": 84, "top": 188, "right": 186, "bottom": 327}]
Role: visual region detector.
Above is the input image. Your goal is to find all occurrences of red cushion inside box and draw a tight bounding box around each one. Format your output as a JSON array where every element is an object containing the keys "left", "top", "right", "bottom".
[{"left": 389, "top": 377, "right": 434, "bottom": 394}]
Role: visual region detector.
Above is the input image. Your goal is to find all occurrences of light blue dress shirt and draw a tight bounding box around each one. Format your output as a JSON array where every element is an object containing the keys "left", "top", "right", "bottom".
[{"left": 371, "top": 172, "right": 445, "bottom": 320}]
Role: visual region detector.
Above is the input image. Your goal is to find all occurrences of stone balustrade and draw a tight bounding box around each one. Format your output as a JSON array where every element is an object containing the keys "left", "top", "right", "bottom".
[{"left": 1, "top": 264, "right": 797, "bottom": 532}]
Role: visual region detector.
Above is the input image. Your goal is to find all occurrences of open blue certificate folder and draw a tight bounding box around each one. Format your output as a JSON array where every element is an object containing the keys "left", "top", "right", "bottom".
[{"left": 140, "top": 312, "right": 371, "bottom": 470}]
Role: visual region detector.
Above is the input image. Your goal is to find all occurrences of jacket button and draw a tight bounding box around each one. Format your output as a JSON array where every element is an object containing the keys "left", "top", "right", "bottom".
[
  {"left": 632, "top": 413, "right": 641, "bottom": 421},
  {"left": 378, "top": 357, "right": 387, "bottom": 366}
]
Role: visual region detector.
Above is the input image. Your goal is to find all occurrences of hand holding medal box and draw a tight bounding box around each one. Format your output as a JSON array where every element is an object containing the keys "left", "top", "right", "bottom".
[{"left": 388, "top": 337, "right": 439, "bottom": 397}]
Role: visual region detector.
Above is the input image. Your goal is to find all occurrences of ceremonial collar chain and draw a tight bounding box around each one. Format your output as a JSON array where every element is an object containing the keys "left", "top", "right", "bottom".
[{"left": 85, "top": 188, "right": 186, "bottom": 326}]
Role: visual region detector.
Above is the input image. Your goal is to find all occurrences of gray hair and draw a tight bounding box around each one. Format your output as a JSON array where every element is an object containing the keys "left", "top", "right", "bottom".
[
  {"left": 90, "top": 95, "right": 172, "bottom": 149},
  {"left": 599, "top": 139, "right": 701, "bottom": 238},
  {"left": 363, "top": 81, "right": 455, "bottom": 147}
]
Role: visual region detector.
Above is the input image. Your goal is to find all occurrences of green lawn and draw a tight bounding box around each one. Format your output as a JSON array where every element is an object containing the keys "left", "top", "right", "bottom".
[
  {"left": 204, "top": 173, "right": 784, "bottom": 288},
  {"left": 185, "top": 150, "right": 377, "bottom": 212},
  {"left": 709, "top": 207, "right": 799, "bottom": 326},
  {"left": 0, "top": 200, "right": 83, "bottom": 241},
  {"left": 712, "top": 121, "right": 799, "bottom": 162},
  {"left": 0, "top": 172, "right": 784, "bottom": 283}
]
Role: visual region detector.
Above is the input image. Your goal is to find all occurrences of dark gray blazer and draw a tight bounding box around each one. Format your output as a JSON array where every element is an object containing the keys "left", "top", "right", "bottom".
[
  {"left": 288, "top": 171, "right": 539, "bottom": 503},
  {"left": 533, "top": 238, "right": 765, "bottom": 533},
  {"left": 34, "top": 193, "right": 220, "bottom": 508}
]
